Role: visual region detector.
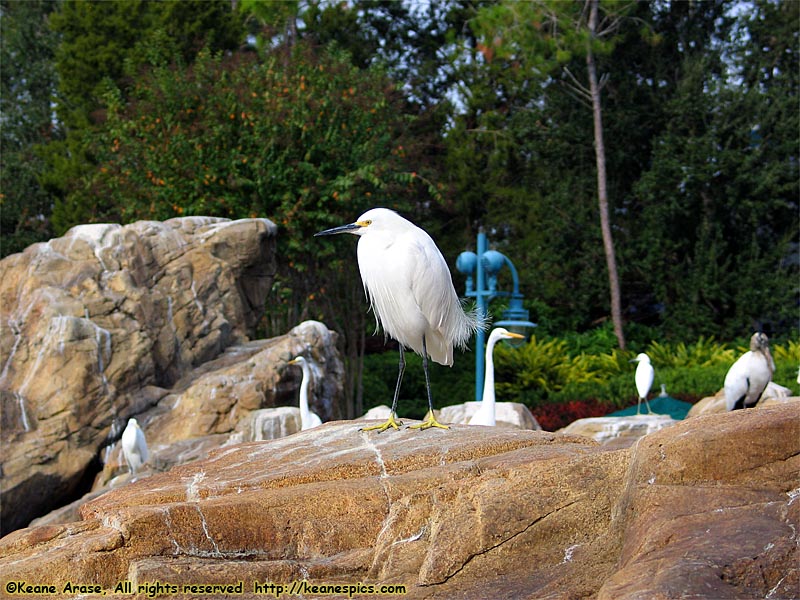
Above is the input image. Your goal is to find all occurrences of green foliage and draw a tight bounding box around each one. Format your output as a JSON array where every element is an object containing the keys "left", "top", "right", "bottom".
[
  {"left": 0, "top": 0, "right": 60, "bottom": 256},
  {"left": 441, "top": 329, "right": 799, "bottom": 414},
  {"left": 361, "top": 348, "right": 475, "bottom": 420},
  {"left": 4, "top": 0, "right": 796, "bottom": 419},
  {"left": 645, "top": 337, "right": 735, "bottom": 369},
  {"left": 442, "top": 0, "right": 798, "bottom": 344},
  {"left": 58, "top": 39, "right": 445, "bottom": 422},
  {"left": 49, "top": 0, "right": 242, "bottom": 130},
  {"left": 68, "top": 42, "right": 425, "bottom": 240},
  {"left": 494, "top": 335, "right": 603, "bottom": 398},
  {"left": 40, "top": 0, "right": 245, "bottom": 234},
  {"left": 772, "top": 339, "right": 800, "bottom": 365}
]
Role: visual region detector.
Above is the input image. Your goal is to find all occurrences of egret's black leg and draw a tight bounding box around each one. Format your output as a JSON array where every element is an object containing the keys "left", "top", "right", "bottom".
[
  {"left": 422, "top": 337, "right": 433, "bottom": 414},
  {"left": 361, "top": 346, "right": 404, "bottom": 432},
  {"left": 391, "top": 345, "right": 405, "bottom": 415},
  {"left": 409, "top": 335, "right": 449, "bottom": 430}
]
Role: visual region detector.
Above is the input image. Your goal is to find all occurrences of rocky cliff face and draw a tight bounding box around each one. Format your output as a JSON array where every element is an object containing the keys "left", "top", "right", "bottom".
[
  {"left": 0, "top": 218, "right": 344, "bottom": 535},
  {"left": 0, "top": 404, "right": 796, "bottom": 599}
]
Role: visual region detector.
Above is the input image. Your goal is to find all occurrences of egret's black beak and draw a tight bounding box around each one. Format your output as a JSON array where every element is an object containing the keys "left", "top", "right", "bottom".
[{"left": 314, "top": 222, "right": 362, "bottom": 236}]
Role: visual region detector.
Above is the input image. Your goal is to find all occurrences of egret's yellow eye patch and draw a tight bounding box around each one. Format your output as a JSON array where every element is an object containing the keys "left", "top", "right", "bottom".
[{"left": 357, "top": 219, "right": 372, "bottom": 227}]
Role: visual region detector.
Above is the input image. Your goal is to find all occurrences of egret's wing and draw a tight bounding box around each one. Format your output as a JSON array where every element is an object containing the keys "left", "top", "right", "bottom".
[
  {"left": 409, "top": 235, "right": 453, "bottom": 328},
  {"left": 635, "top": 362, "right": 654, "bottom": 398},
  {"left": 402, "top": 232, "right": 462, "bottom": 362},
  {"left": 357, "top": 233, "right": 427, "bottom": 353},
  {"left": 136, "top": 429, "right": 149, "bottom": 463}
]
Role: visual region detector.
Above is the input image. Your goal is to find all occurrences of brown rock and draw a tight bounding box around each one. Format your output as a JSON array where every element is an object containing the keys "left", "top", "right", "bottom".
[
  {"left": 687, "top": 384, "right": 799, "bottom": 418},
  {"left": 559, "top": 413, "right": 678, "bottom": 448},
  {"left": 139, "top": 320, "right": 342, "bottom": 444},
  {"left": 438, "top": 401, "right": 541, "bottom": 430},
  {"left": 598, "top": 403, "right": 799, "bottom": 600},
  {"left": 0, "top": 218, "right": 343, "bottom": 535},
  {"left": 0, "top": 403, "right": 795, "bottom": 599}
]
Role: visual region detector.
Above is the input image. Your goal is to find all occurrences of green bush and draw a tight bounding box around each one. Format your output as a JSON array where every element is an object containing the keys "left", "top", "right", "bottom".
[
  {"left": 360, "top": 330, "right": 799, "bottom": 418},
  {"left": 361, "top": 348, "right": 475, "bottom": 419}
]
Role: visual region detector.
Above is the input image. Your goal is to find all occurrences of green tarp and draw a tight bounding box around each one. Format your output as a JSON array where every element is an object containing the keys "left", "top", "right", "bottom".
[{"left": 608, "top": 395, "right": 694, "bottom": 420}]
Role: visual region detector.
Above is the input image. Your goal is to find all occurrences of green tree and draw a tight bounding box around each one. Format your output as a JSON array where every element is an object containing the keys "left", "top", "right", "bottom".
[
  {"left": 70, "top": 42, "right": 438, "bottom": 418},
  {"left": 633, "top": 0, "right": 799, "bottom": 339},
  {"left": 43, "top": 0, "right": 244, "bottom": 234},
  {"left": 0, "top": 0, "right": 60, "bottom": 256},
  {"left": 469, "top": 0, "right": 638, "bottom": 349}
]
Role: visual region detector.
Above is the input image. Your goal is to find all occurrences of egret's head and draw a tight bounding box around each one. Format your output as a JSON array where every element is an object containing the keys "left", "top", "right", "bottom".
[
  {"left": 490, "top": 327, "right": 525, "bottom": 343},
  {"left": 630, "top": 353, "right": 650, "bottom": 363},
  {"left": 288, "top": 356, "right": 307, "bottom": 366},
  {"left": 314, "top": 208, "right": 399, "bottom": 238}
]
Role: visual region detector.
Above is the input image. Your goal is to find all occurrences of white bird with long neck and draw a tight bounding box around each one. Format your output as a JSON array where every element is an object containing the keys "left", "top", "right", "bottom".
[
  {"left": 288, "top": 356, "right": 323, "bottom": 430},
  {"left": 121, "top": 417, "right": 149, "bottom": 475},
  {"left": 723, "top": 332, "right": 774, "bottom": 411},
  {"left": 631, "top": 353, "right": 655, "bottom": 415},
  {"left": 469, "top": 328, "right": 525, "bottom": 426},
  {"left": 315, "top": 208, "right": 483, "bottom": 432}
]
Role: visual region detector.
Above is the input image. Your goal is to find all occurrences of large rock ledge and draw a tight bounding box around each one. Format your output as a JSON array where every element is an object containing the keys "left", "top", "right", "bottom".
[
  {"left": 1, "top": 403, "right": 797, "bottom": 599},
  {"left": 1, "top": 217, "right": 342, "bottom": 536}
]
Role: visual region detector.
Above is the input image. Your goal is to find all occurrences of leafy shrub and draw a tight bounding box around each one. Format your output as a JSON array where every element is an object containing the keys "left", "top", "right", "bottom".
[
  {"left": 360, "top": 330, "right": 799, "bottom": 425},
  {"left": 645, "top": 336, "right": 735, "bottom": 369},
  {"left": 533, "top": 399, "right": 611, "bottom": 432},
  {"left": 772, "top": 339, "right": 800, "bottom": 365},
  {"left": 493, "top": 335, "right": 606, "bottom": 404},
  {"left": 77, "top": 44, "right": 421, "bottom": 233},
  {"left": 361, "top": 348, "right": 475, "bottom": 420}
]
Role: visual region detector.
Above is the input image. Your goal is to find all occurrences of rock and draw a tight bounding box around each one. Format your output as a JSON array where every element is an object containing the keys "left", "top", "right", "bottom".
[
  {"left": 559, "top": 414, "right": 678, "bottom": 448},
  {"left": 358, "top": 405, "right": 394, "bottom": 420},
  {"left": 438, "top": 401, "right": 541, "bottom": 430},
  {"left": 759, "top": 392, "right": 800, "bottom": 408},
  {"left": 137, "top": 320, "right": 342, "bottom": 445},
  {"left": 235, "top": 406, "right": 302, "bottom": 441},
  {"left": 1, "top": 403, "right": 795, "bottom": 599},
  {"left": 28, "top": 488, "right": 112, "bottom": 530},
  {"left": 763, "top": 381, "right": 794, "bottom": 399},
  {"left": 597, "top": 403, "right": 799, "bottom": 600},
  {"left": 688, "top": 389, "right": 727, "bottom": 416},
  {"left": 687, "top": 383, "right": 800, "bottom": 418},
  {"left": 0, "top": 218, "right": 345, "bottom": 535}
]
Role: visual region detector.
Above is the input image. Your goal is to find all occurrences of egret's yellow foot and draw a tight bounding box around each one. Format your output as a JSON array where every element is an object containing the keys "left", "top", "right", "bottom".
[
  {"left": 408, "top": 410, "right": 449, "bottom": 430},
  {"left": 360, "top": 412, "right": 403, "bottom": 433}
]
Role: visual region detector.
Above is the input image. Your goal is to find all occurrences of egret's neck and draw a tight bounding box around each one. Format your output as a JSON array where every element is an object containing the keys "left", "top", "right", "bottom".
[
  {"left": 481, "top": 340, "right": 497, "bottom": 407},
  {"left": 299, "top": 365, "right": 311, "bottom": 416}
]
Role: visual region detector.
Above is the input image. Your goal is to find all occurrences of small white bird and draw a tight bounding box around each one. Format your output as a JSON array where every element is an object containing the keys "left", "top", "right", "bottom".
[
  {"left": 630, "top": 353, "right": 655, "bottom": 415},
  {"left": 469, "top": 328, "right": 524, "bottom": 426},
  {"left": 287, "top": 356, "right": 323, "bottom": 430},
  {"left": 315, "top": 208, "right": 483, "bottom": 432},
  {"left": 121, "top": 418, "right": 149, "bottom": 475},
  {"left": 724, "top": 332, "right": 774, "bottom": 411}
]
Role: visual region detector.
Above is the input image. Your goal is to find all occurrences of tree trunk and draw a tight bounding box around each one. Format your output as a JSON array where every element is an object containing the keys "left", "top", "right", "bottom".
[{"left": 586, "top": 0, "right": 626, "bottom": 350}]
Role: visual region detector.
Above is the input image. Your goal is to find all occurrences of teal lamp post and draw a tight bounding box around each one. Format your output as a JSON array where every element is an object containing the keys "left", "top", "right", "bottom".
[{"left": 456, "top": 228, "right": 537, "bottom": 402}]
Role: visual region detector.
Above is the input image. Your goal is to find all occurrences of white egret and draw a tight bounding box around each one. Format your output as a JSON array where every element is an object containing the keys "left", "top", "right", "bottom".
[
  {"left": 630, "top": 353, "right": 655, "bottom": 415},
  {"left": 315, "top": 208, "right": 483, "bottom": 432},
  {"left": 287, "top": 356, "right": 323, "bottom": 430},
  {"left": 121, "top": 418, "right": 149, "bottom": 475},
  {"left": 724, "top": 332, "right": 774, "bottom": 411},
  {"left": 469, "top": 327, "right": 524, "bottom": 426}
]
